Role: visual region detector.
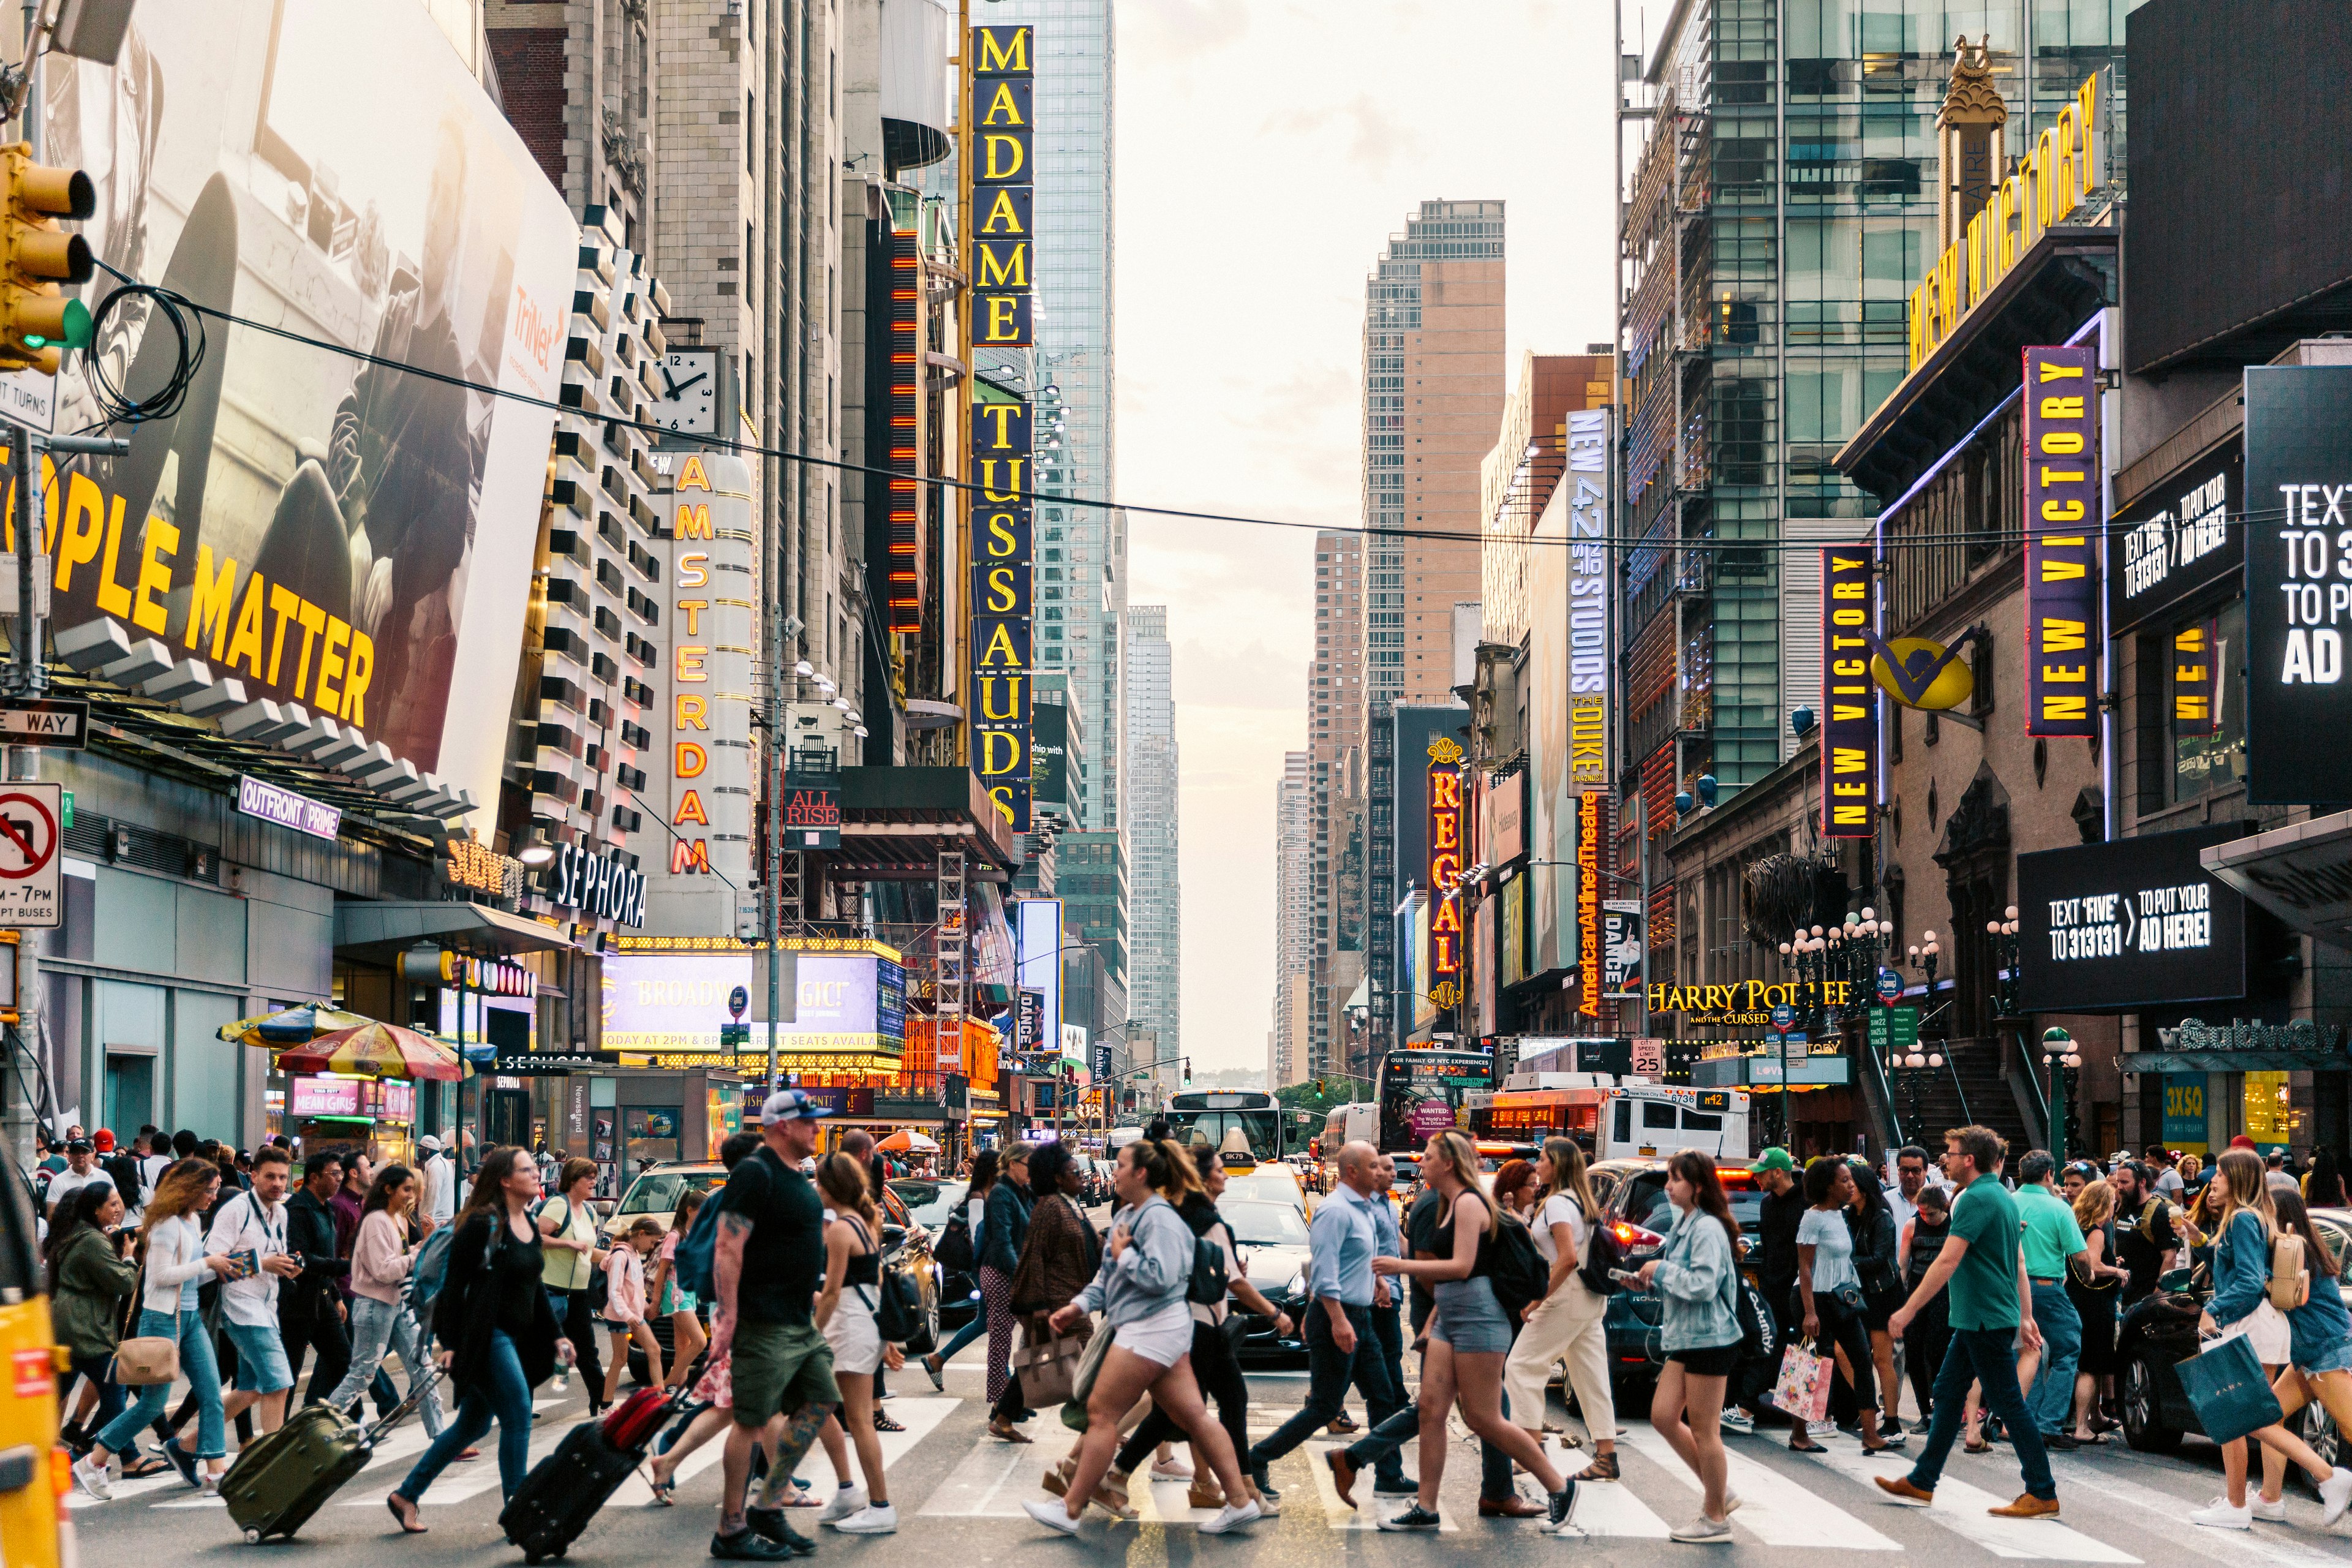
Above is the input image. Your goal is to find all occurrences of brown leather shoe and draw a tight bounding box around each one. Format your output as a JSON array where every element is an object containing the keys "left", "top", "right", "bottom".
[
  {"left": 1989, "top": 1493, "right": 2059, "bottom": 1520},
  {"left": 1874, "top": 1476, "right": 1934, "bottom": 1507},
  {"left": 1479, "top": 1495, "right": 1547, "bottom": 1518},
  {"left": 1325, "top": 1448, "right": 1360, "bottom": 1509}
]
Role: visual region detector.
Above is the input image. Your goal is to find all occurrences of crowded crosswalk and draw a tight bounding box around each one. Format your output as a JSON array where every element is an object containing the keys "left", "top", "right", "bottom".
[{"left": 62, "top": 1357, "right": 2352, "bottom": 1564}]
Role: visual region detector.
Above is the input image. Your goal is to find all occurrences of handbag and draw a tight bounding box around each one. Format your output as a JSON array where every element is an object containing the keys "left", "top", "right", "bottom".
[
  {"left": 2178, "top": 1330, "right": 2287, "bottom": 1444},
  {"left": 1771, "top": 1343, "right": 1832, "bottom": 1423},
  {"left": 1014, "top": 1329, "right": 1084, "bottom": 1409},
  {"left": 1060, "top": 1315, "right": 1114, "bottom": 1431},
  {"left": 112, "top": 1261, "right": 179, "bottom": 1387}
]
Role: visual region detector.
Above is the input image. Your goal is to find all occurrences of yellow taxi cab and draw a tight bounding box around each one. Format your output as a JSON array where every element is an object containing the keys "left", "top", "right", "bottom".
[
  {"left": 1199, "top": 1129, "right": 1317, "bottom": 1217},
  {"left": 0, "top": 1170, "right": 66, "bottom": 1568}
]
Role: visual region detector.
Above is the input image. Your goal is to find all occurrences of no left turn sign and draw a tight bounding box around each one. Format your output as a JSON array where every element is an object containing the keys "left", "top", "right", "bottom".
[{"left": 0, "top": 783, "right": 62, "bottom": 927}]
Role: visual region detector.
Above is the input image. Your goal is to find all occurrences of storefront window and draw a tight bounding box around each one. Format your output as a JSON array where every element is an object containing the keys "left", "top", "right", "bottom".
[
  {"left": 2174, "top": 599, "right": 2247, "bottom": 801},
  {"left": 623, "top": 1106, "right": 679, "bottom": 1188}
]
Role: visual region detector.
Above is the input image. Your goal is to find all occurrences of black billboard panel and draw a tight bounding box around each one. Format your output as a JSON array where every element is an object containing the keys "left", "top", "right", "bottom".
[
  {"left": 2244, "top": 366, "right": 2352, "bottom": 806},
  {"left": 2109, "top": 445, "right": 2241, "bottom": 636},
  {"left": 2018, "top": 824, "right": 2247, "bottom": 1012}
]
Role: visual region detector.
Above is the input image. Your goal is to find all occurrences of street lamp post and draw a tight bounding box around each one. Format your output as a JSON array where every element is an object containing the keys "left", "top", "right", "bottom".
[{"left": 2041, "top": 1025, "right": 2082, "bottom": 1165}]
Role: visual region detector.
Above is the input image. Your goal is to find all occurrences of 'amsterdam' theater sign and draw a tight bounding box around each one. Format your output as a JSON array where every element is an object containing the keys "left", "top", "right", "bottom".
[{"left": 2016, "top": 823, "right": 2246, "bottom": 1012}]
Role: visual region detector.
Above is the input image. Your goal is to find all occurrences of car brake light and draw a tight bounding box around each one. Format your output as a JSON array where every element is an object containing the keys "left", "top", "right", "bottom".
[{"left": 1610, "top": 1220, "right": 1665, "bottom": 1249}]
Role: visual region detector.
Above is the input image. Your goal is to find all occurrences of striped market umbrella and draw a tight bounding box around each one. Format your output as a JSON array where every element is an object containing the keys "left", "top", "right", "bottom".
[
  {"left": 273, "top": 1021, "right": 463, "bottom": 1083},
  {"left": 217, "top": 1004, "right": 375, "bottom": 1047}
]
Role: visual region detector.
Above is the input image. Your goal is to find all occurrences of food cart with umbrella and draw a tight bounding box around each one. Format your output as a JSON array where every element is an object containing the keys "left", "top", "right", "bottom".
[{"left": 222, "top": 1011, "right": 461, "bottom": 1164}]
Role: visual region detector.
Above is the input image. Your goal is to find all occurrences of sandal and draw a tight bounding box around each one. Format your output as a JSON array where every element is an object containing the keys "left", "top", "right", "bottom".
[
  {"left": 386, "top": 1493, "right": 427, "bottom": 1534},
  {"left": 1574, "top": 1453, "right": 1619, "bottom": 1482},
  {"left": 1860, "top": 1442, "right": 1895, "bottom": 1456},
  {"left": 990, "top": 1418, "right": 1032, "bottom": 1444},
  {"left": 647, "top": 1469, "right": 677, "bottom": 1506},
  {"left": 873, "top": 1410, "right": 905, "bottom": 1433},
  {"left": 1964, "top": 1439, "right": 1992, "bottom": 1454},
  {"left": 120, "top": 1456, "right": 172, "bottom": 1479},
  {"left": 1789, "top": 1439, "right": 1828, "bottom": 1454}
]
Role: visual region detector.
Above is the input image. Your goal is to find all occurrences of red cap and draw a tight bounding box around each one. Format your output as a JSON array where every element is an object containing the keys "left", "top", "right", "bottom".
[
  {"left": 92, "top": 1129, "right": 114, "bottom": 1152},
  {"left": 2228, "top": 1135, "right": 2258, "bottom": 1151}
]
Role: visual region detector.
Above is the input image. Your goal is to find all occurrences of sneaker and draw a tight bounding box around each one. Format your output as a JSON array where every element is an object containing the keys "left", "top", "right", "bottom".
[
  {"left": 745, "top": 1507, "right": 818, "bottom": 1556},
  {"left": 710, "top": 1528, "right": 794, "bottom": 1561},
  {"left": 1882, "top": 1425, "right": 1909, "bottom": 1447},
  {"left": 1988, "top": 1494, "right": 2060, "bottom": 1520},
  {"left": 831, "top": 1503, "right": 897, "bottom": 1534},
  {"left": 1372, "top": 1477, "right": 1420, "bottom": 1498},
  {"left": 2323, "top": 1466, "right": 2352, "bottom": 1526},
  {"left": 2252, "top": 1495, "right": 2290, "bottom": 1523},
  {"left": 197, "top": 1474, "right": 221, "bottom": 1498},
  {"left": 1251, "top": 1468, "right": 1281, "bottom": 1504},
  {"left": 1719, "top": 1408, "right": 1755, "bottom": 1436},
  {"left": 161, "top": 1438, "right": 198, "bottom": 1488},
  {"left": 1670, "top": 1515, "right": 1735, "bottom": 1543},
  {"left": 1811, "top": 1420, "right": 1845, "bottom": 1441},
  {"left": 1197, "top": 1499, "right": 1261, "bottom": 1534},
  {"left": 1378, "top": 1503, "right": 1444, "bottom": 1532},
  {"left": 1150, "top": 1455, "right": 1194, "bottom": 1480},
  {"left": 819, "top": 1485, "right": 865, "bottom": 1523},
  {"left": 2188, "top": 1498, "right": 2254, "bottom": 1530},
  {"left": 71, "top": 1452, "right": 112, "bottom": 1501},
  {"left": 1548, "top": 1480, "right": 1580, "bottom": 1528},
  {"left": 1247, "top": 1482, "right": 1280, "bottom": 1518},
  {"left": 1022, "top": 1498, "right": 1082, "bottom": 1536}
]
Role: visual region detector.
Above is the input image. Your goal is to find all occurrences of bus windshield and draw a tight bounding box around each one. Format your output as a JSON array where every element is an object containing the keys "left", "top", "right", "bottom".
[
  {"left": 1376, "top": 1049, "right": 1493, "bottom": 1153},
  {"left": 1163, "top": 1094, "right": 1283, "bottom": 1163}
]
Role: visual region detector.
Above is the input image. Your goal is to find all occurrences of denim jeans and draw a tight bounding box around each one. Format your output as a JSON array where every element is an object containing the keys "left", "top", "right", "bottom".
[
  {"left": 396, "top": 1329, "right": 535, "bottom": 1502},
  {"left": 97, "top": 1307, "right": 224, "bottom": 1461},
  {"left": 1345, "top": 1378, "right": 1517, "bottom": 1499},
  {"left": 2026, "top": 1283, "right": 2082, "bottom": 1435},
  {"left": 1907, "top": 1327, "right": 2055, "bottom": 1501},
  {"left": 67, "top": 1351, "right": 126, "bottom": 1438},
  {"left": 320, "top": 1297, "right": 445, "bottom": 1438},
  {"left": 935, "top": 1310, "right": 989, "bottom": 1366},
  {"left": 1250, "top": 1302, "right": 1406, "bottom": 1485}
]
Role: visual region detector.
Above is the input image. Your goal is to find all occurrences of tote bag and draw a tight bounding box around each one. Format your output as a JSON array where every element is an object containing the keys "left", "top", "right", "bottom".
[
  {"left": 1771, "top": 1343, "right": 1832, "bottom": 1423},
  {"left": 1015, "top": 1327, "right": 1085, "bottom": 1409},
  {"left": 1060, "top": 1317, "right": 1114, "bottom": 1431},
  {"left": 2178, "top": 1330, "right": 2286, "bottom": 1445}
]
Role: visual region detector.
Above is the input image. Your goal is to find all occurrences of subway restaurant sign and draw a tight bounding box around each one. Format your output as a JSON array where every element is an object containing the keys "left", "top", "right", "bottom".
[
  {"left": 1649, "top": 979, "right": 1853, "bottom": 1027},
  {"left": 1909, "top": 70, "right": 2106, "bottom": 370}
]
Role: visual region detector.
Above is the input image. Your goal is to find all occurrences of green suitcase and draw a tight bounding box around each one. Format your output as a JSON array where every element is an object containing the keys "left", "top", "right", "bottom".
[{"left": 219, "top": 1366, "right": 439, "bottom": 1542}]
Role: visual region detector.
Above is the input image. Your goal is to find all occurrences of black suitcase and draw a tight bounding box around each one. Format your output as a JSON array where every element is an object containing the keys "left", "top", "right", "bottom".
[{"left": 499, "top": 1390, "right": 671, "bottom": 1562}]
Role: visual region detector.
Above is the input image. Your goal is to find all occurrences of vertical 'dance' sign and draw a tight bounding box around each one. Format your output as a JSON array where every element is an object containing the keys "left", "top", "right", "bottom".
[
  {"left": 967, "top": 23, "right": 1035, "bottom": 830},
  {"left": 1427, "top": 737, "right": 1465, "bottom": 1006},
  {"left": 2024, "top": 344, "right": 2101, "bottom": 737},
  {"left": 1820, "top": 546, "right": 1877, "bottom": 839}
]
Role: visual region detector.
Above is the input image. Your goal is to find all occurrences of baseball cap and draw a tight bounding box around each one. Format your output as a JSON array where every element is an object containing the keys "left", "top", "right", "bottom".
[
  {"left": 64, "top": 1137, "right": 92, "bottom": 1153},
  {"left": 1752, "top": 1147, "right": 1794, "bottom": 1175},
  {"left": 760, "top": 1088, "right": 832, "bottom": 1126},
  {"left": 92, "top": 1129, "right": 115, "bottom": 1153},
  {"left": 418, "top": 1134, "right": 443, "bottom": 1152}
]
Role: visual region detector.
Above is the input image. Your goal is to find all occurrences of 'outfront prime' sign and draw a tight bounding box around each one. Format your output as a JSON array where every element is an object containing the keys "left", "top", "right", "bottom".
[{"left": 236, "top": 775, "right": 339, "bottom": 841}]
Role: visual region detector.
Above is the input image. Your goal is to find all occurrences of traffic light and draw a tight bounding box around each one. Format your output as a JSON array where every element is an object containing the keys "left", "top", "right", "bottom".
[
  {"left": 0, "top": 145, "right": 94, "bottom": 374},
  {"left": 1182, "top": 1057, "right": 1191, "bottom": 1083}
]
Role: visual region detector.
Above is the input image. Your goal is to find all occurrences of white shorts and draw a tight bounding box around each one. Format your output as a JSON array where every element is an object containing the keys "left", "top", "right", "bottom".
[
  {"left": 826, "top": 1305, "right": 884, "bottom": 1377},
  {"left": 1111, "top": 1301, "right": 1196, "bottom": 1369},
  {"left": 2222, "top": 1300, "right": 2294, "bottom": 1366}
]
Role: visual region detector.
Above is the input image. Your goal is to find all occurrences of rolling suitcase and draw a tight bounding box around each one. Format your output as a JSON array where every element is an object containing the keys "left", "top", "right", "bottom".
[
  {"left": 499, "top": 1387, "right": 676, "bottom": 1562},
  {"left": 221, "top": 1365, "right": 442, "bottom": 1542}
]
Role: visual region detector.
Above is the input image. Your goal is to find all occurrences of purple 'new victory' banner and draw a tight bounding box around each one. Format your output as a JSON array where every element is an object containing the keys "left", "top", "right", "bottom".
[
  {"left": 2024, "top": 344, "right": 2102, "bottom": 737},
  {"left": 1820, "top": 546, "right": 1877, "bottom": 839}
]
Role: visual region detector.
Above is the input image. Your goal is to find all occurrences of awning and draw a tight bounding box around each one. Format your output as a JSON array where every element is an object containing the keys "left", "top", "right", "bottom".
[
  {"left": 334, "top": 900, "right": 579, "bottom": 963},
  {"left": 2123, "top": 1050, "right": 2352, "bottom": 1074},
  {"left": 2203, "top": 809, "right": 2352, "bottom": 948}
]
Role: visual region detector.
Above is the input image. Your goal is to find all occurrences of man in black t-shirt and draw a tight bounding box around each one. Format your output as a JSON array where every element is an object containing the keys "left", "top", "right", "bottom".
[
  {"left": 708, "top": 1089, "right": 839, "bottom": 1561},
  {"left": 2109, "top": 1161, "right": 2180, "bottom": 1303}
]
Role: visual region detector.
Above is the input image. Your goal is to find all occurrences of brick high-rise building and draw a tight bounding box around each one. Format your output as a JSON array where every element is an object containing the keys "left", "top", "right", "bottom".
[
  {"left": 1270, "top": 750, "right": 1313, "bottom": 1087},
  {"left": 1306, "top": 530, "right": 1365, "bottom": 1081},
  {"left": 1360, "top": 200, "right": 1505, "bottom": 1056}
]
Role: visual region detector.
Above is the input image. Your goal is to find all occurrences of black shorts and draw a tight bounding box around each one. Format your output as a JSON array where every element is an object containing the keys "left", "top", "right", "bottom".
[{"left": 1669, "top": 1341, "right": 1744, "bottom": 1378}]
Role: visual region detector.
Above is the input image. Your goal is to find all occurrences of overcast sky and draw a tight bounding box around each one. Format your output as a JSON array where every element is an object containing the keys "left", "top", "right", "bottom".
[{"left": 1114, "top": 0, "right": 1627, "bottom": 1072}]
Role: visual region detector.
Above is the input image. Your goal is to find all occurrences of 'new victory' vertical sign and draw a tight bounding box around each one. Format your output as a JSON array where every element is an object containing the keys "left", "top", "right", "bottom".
[
  {"left": 1820, "top": 546, "right": 1877, "bottom": 839},
  {"left": 2024, "top": 344, "right": 2101, "bottom": 738}
]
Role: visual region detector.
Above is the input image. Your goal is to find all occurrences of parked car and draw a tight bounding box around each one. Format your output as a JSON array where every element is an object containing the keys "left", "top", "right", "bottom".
[
  {"left": 2116, "top": 1205, "right": 2352, "bottom": 1485},
  {"left": 891, "top": 1177, "right": 980, "bottom": 1331},
  {"left": 1221, "top": 1198, "right": 1313, "bottom": 1364},
  {"left": 1594, "top": 1159, "right": 1766, "bottom": 1396}
]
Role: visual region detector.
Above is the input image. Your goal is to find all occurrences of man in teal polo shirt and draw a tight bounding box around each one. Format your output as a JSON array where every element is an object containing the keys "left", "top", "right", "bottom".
[
  {"left": 1874, "top": 1126, "right": 2057, "bottom": 1520},
  {"left": 2013, "top": 1150, "right": 2090, "bottom": 1446}
]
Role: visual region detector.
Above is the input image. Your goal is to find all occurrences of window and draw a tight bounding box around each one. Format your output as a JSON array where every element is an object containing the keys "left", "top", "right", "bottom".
[
  {"left": 747, "top": 93, "right": 756, "bottom": 173},
  {"left": 2174, "top": 598, "right": 2247, "bottom": 801},
  {"left": 1641, "top": 1101, "right": 1679, "bottom": 1131},
  {"left": 1613, "top": 1099, "right": 1632, "bottom": 1144}
]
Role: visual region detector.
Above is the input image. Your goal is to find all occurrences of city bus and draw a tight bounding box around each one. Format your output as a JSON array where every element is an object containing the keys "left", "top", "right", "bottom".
[
  {"left": 1162, "top": 1091, "right": 1286, "bottom": 1163},
  {"left": 1463, "top": 1079, "right": 1751, "bottom": 1163},
  {"left": 1376, "top": 1047, "right": 1494, "bottom": 1155},
  {"left": 1319, "top": 1102, "right": 1378, "bottom": 1188}
]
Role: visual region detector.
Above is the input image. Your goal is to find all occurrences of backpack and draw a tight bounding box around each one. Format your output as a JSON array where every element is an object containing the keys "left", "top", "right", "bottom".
[
  {"left": 1187, "top": 1234, "right": 1230, "bottom": 1306},
  {"left": 1486, "top": 1209, "right": 1551, "bottom": 1322},
  {"left": 934, "top": 1207, "right": 977, "bottom": 1275},
  {"left": 1578, "top": 1208, "right": 1626, "bottom": 1298},
  {"left": 671, "top": 1180, "right": 725, "bottom": 1301},
  {"left": 404, "top": 1220, "right": 467, "bottom": 1336}
]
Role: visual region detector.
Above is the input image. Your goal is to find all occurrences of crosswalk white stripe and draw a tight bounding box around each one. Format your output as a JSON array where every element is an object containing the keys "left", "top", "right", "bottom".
[
  {"left": 1796, "top": 1437, "right": 2139, "bottom": 1561},
  {"left": 1540, "top": 1436, "right": 1671, "bottom": 1540},
  {"left": 2043, "top": 1456, "right": 2348, "bottom": 1568},
  {"left": 1620, "top": 1427, "right": 1902, "bottom": 1550},
  {"left": 1295, "top": 1440, "right": 1457, "bottom": 1531},
  {"left": 917, "top": 1434, "right": 1044, "bottom": 1518},
  {"left": 605, "top": 1395, "right": 960, "bottom": 1509}
]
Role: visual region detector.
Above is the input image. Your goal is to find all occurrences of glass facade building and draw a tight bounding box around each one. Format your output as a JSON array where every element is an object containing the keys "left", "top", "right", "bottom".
[
  {"left": 1618, "top": 0, "right": 2137, "bottom": 804},
  {"left": 1124, "top": 606, "right": 1180, "bottom": 1063}
]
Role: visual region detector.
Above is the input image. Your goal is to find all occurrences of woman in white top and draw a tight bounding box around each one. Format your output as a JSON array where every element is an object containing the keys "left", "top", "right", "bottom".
[
  {"left": 1502, "top": 1137, "right": 1619, "bottom": 1480},
  {"left": 77, "top": 1158, "right": 237, "bottom": 1497},
  {"left": 1792, "top": 1156, "right": 1888, "bottom": 1453},
  {"left": 814, "top": 1153, "right": 903, "bottom": 1535}
]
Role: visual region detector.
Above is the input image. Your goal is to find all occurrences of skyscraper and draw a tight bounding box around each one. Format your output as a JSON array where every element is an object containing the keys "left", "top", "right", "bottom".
[
  {"left": 962, "top": 0, "right": 1122, "bottom": 832},
  {"left": 1307, "top": 529, "right": 1365, "bottom": 1081},
  {"left": 1125, "top": 606, "right": 1180, "bottom": 1065},
  {"left": 1271, "top": 750, "right": 1313, "bottom": 1087},
  {"left": 1358, "top": 200, "right": 1505, "bottom": 1060}
]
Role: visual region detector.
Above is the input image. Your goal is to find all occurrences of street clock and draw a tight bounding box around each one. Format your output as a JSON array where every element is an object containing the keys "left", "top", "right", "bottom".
[{"left": 651, "top": 346, "right": 721, "bottom": 435}]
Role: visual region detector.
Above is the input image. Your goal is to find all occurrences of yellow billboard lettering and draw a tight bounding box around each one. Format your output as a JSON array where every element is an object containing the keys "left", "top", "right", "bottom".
[
  {"left": 2042, "top": 617, "right": 2087, "bottom": 652},
  {"left": 676, "top": 645, "right": 707, "bottom": 682},
  {"left": 676, "top": 741, "right": 708, "bottom": 778},
  {"left": 674, "top": 790, "right": 710, "bottom": 827},
  {"left": 974, "top": 26, "right": 1029, "bottom": 73},
  {"left": 2037, "top": 358, "right": 2086, "bottom": 383},
  {"left": 131, "top": 517, "right": 177, "bottom": 636},
  {"left": 2039, "top": 554, "right": 2086, "bottom": 579},
  {"left": 340, "top": 631, "right": 372, "bottom": 726},
  {"left": 1833, "top": 745, "right": 1869, "bottom": 775},
  {"left": 676, "top": 694, "right": 709, "bottom": 731},
  {"left": 225, "top": 574, "right": 267, "bottom": 678},
  {"left": 976, "top": 240, "right": 1028, "bottom": 289},
  {"left": 976, "top": 402, "right": 1023, "bottom": 448},
  {"left": 978, "top": 620, "right": 1023, "bottom": 667},
  {"left": 53, "top": 471, "right": 102, "bottom": 593},
  {"left": 984, "top": 510, "right": 1022, "bottom": 557},
  {"left": 984, "top": 292, "right": 1022, "bottom": 339},
  {"left": 2043, "top": 695, "right": 2088, "bottom": 721},
  {"left": 676, "top": 455, "right": 712, "bottom": 491},
  {"left": 979, "top": 674, "right": 1026, "bottom": 720},
  {"left": 978, "top": 188, "right": 1028, "bottom": 236},
  {"left": 979, "top": 79, "right": 1028, "bottom": 127},
  {"left": 93, "top": 487, "right": 135, "bottom": 618},
  {"left": 669, "top": 839, "right": 710, "bottom": 874},
  {"left": 264, "top": 584, "right": 301, "bottom": 685},
  {"left": 676, "top": 502, "right": 714, "bottom": 539},
  {"left": 677, "top": 599, "right": 706, "bottom": 636},
  {"left": 2038, "top": 395, "right": 2086, "bottom": 419},
  {"left": 979, "top": 728, "right": 1022, "bottom": 776},
  {"left": 2041, "top": 664, "right": 2089, "bottom": 682},
  {"left": 979, "top": 132, "right": 1027, "bottom": 183},
  {"left": 2039, "top": 502, "right": 2086, "bottom": 526},
  {"left": 290, "top": 599, "right": 327, "bottom": 698},
  {"left": 2040, "top": 431, "right": 2086, "bottom": 455},
  {"left": 984, "top": 566, "right": 1018, "bottom": 612},
  {"left": 315, "top": 616, "right": 349, "bottom": 712},
  {"left": 186, "top": 546, "right": 238, "bottom": 657}
]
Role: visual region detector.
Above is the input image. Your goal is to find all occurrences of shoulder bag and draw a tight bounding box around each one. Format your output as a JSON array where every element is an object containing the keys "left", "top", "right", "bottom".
[{"left": 112, "top": 1256, "right": 179, "bottom": 1387}]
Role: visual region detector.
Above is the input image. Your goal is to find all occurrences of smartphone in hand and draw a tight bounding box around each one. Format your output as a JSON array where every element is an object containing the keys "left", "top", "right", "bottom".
[{"left": 1608, "top": 1267, "right": 1645, "bottom": 1285}]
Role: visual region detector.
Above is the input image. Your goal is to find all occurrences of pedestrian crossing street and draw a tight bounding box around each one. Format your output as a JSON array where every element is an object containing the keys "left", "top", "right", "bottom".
[{"left": 65, "top": 1379, "right": 2352, "bottom": 1564}]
